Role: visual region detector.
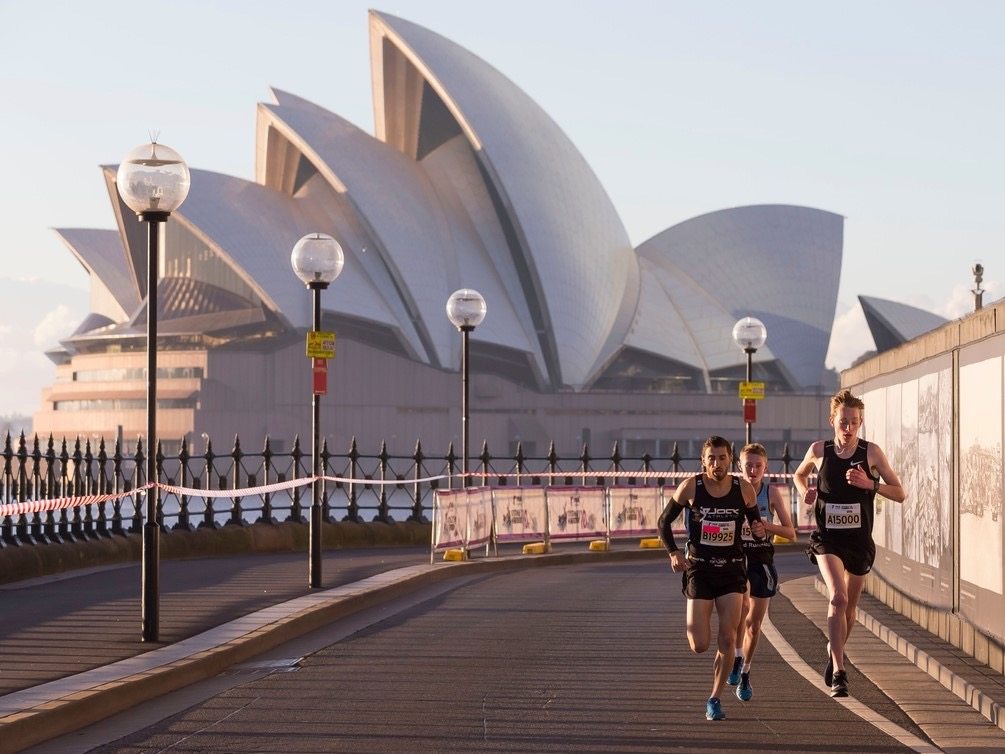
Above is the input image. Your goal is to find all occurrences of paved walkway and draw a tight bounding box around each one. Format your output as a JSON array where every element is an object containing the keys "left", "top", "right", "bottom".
[{"left": 1, "top": 543, "right": 1004, "bottom": 753}]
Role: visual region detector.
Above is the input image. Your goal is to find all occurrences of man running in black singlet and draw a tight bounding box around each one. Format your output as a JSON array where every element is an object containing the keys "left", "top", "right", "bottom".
[
  {"left": 658, "top": 436, "right": 765, "bottom": 720},
  {"left": 793, "top": 389, "right": 905, "bottom": 698}
]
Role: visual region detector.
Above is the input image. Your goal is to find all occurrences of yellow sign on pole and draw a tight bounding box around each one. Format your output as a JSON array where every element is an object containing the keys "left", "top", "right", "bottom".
[
  {"left": 739, "top": 381, "right": 765, "bottom": 400},
  {"left": 306, "top": 331, "right": 336, "bottom": 359}
]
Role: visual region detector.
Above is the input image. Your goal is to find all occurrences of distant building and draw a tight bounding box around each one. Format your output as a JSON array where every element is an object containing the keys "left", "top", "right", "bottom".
[
  {"left": 34, "top": 10, "right": 842, "bottom": 458},
  {"left": 858, "top": 295, "right": 949, "bottom": 353}
]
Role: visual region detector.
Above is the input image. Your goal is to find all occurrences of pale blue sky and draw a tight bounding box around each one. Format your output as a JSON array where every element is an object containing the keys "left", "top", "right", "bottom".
[{"left": 1, "top": 0, "right": 1002, "bottom": 416}]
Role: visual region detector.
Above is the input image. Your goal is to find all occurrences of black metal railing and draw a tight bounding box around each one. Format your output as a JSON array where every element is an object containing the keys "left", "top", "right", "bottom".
[{"left": 0, "top": 432, "right": 796, "bottom": 548}]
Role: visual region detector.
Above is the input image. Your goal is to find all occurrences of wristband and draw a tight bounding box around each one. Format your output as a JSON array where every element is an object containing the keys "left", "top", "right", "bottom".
[{"left": 873, "top": 478, "right": 880, "bottom": 492}]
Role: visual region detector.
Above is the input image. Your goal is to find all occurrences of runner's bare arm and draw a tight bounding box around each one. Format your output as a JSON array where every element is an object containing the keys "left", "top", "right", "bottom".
[
  {"left": 767, "top": 484, "right": 796, "bottom": 540},
  {"left": 793, "top": 441, "right": 823, "bottom": 505},
  {"left": 865, "top": 443, "right": 907, "bottom": 503}
]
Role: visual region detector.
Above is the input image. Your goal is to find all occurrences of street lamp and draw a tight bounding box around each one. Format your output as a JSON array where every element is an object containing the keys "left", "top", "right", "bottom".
[
  {"left": 446, "top": 289, "right": 487, "bottom": 484},
  {"left": 732, "top": 316, "right": 767, "bottom": 445},
  {"left": 116, "top": 140, "right": 190, "bottom": 642},
  {"left": 291, "top": 232, "right": 344, "bottom": 589}
]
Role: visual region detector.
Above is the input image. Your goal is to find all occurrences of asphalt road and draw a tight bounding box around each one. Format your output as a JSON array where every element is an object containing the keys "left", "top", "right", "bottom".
[{"left": 67, "top": 550, "right": 932, "bottom": 754}]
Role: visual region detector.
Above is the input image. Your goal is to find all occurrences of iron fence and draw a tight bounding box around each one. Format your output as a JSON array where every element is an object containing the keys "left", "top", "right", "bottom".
[{"left": 0, "top": 432, "right": 797, "bottom": 548}]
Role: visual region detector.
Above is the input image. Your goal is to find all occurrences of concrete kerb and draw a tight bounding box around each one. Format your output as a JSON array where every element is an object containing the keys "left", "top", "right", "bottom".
[
  {"left": 811, "top": 576, "right": 1005, "bottom": 733},
  {"left": 0, "top": 546, "right": 663, "bottom": 754}
]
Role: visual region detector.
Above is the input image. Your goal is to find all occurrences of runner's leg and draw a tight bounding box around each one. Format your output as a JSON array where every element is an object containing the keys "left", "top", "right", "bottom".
[
  {"left": 734, "top": 588, "right": 749, "bottom": 651},
  {"left": 844, "top": 572, "right": 866, "bottom": 642},
  {"left": 816, "top": 553, "right": 849, "bottom": 673},
  {"left": 728, "top": 587, "right": 749, "bottom": 684},
  {"left": 741, "top": 596, "right": 771, "bottom": 668},
  {"left": 711, "top": 592, "right": 742, "bottom": 700},
  {"left": 686, "top": 597, "right": 714, "bottom": 654}
]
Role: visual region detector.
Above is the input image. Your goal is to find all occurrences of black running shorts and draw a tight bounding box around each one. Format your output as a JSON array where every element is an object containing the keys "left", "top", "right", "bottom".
[
  {"left": 682, "top": 562, "right": 747, "bottom": 600},
  {"left": 745, "top": 558, "right": 779, "bottom": 598},
  {"left": 806, "top": 532, "right": 876, "bottom": 576}
]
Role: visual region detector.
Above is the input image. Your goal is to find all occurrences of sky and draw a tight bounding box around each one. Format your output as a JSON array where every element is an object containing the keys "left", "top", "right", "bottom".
[{"left": 1, "top": 0, "right": 1002, "bottom": 418}]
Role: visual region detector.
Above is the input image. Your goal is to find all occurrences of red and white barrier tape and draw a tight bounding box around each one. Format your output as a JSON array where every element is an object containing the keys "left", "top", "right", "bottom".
[
  {"left": 319, "top": 473, "right": 451, "bottom": 486},
  {"left": 1, "top": 470, "right": 807, "bottom": 518},
  {"left": 0, "top": 484, "right": 153, "bottom": 518},
  {"left": 158, "top": 476, "right": 314, "bottom": 499}
]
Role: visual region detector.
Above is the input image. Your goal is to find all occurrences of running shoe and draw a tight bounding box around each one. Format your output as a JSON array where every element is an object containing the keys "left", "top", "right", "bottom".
[
  {"left": 830, "top": 670, "right": 849, "bottom": 698},
  {"left": 727, "top": 656, "right": 743, "bottom": 686},
  {"left": 736, "top": 672, "right": 752, "bottom": 702},
  {"left": 705, "top": 697, "right": 726, "bottom": 720}
]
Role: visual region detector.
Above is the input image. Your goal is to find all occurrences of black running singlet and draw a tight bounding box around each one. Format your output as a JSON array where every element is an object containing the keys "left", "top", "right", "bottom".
[
  {"left": 687, "top": 474, "right": 747, "bottom": 565},
  {"left": 815, "top": 440, "right": 876, "bottom": 546}
]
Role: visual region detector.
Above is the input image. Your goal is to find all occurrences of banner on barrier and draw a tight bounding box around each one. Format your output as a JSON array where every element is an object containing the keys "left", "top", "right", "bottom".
[
  {"left": 432, "top": 489, "right": 467, "bottom": 550},
  {"left": 609, "top": 486, "right": 661, "bottom": 538},
  {"left": 547, "top": 486, "right": 606, "bottom": 541},
  {"left": 494, "top": 487, "right": 546, "bottom": 543},
  {"left": 467, "top": 487, "right": 492, "bottom": 548},
  {"left": 432, "top": 487, "right": 493, "bottom": 550}
]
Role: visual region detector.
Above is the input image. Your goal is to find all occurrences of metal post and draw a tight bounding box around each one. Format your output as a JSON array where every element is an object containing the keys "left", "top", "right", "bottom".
[
  {"left": 744, "top": 346, "right": 754, "bottom": 446},
  {"left": 461, "top": 325, "right": 473, "bottom": 484},
  {"left": 310, "top": 283, "right": 323, "bottom": 588},
  {"left": 140, "top": 210, "right": 167, "bottom": 643}
]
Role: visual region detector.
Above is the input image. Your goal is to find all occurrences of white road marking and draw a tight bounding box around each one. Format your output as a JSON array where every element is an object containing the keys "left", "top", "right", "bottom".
[{"left": 762, "top": 615, "right": 942, "bottom": 754}]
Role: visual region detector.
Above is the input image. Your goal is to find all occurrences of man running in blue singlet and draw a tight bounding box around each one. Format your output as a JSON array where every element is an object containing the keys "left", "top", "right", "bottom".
[
  {"left": 794, "top": 389, "right": 906, "bottom": 698},
  {"left": 658, "top": 436, "right": 766, "bottom": 721},
  {"left": 726, "top": 443, "right": 796, "bottom": 702}
]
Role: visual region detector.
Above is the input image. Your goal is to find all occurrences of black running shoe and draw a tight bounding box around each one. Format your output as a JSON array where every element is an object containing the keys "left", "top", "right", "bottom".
[
  {"left": 727, "top": 656, "right": 742, "bottom": 686},
  {"left": 830, "top": 670, "right": 848, "bottom": 698}
]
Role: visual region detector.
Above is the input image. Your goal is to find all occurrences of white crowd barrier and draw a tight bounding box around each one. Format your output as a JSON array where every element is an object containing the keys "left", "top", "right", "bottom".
[
  {"left": 429, "top": 480, "right": 812, "bottom": 559},
  {"left": 431, "top": 484, "right": 694, "bottom": 560},
  {"left": 431, "top": 487, "right": 492, "bottom": 552}
]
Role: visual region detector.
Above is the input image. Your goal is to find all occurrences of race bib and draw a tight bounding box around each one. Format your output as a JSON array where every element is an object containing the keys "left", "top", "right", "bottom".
[
  {"left": 700, "top": 519, "right": 735, "bottom": 546},
  {"left": 825, "top": 503, "right": 862, "bottom": 530}
]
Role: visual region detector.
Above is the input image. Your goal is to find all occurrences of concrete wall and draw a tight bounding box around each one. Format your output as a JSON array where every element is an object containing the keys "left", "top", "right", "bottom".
[{"left": 843, "top": 298, "right": 1005, "bottom": 654}]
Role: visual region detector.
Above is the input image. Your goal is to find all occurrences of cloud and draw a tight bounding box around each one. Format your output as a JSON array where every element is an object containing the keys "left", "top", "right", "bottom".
[
  {"left": 930, "top": 280, "right": 1001, "bottom": 320},
  {"left": 0, "top": 283, "right": 87, "bottom": 418},
  {"left": 825, "top": 302, "right": 873, "bottom": 372},
  {"left": 33, "top": 304, "right": 79, "bottom": 348}
]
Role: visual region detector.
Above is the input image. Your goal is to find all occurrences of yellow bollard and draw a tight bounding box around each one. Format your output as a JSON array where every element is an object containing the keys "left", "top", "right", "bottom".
[
  {"left": 522, "top": 542, "right": 549, "bottom": 555},
  {"left": 639, "top": 537, "right": 663, "bottom": 549}
]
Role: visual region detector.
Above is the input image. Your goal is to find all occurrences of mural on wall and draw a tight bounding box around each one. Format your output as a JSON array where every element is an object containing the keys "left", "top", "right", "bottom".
[
  {"left": 899, "top": 380, "right": 921, "bottom": 562},
  {"left": 959, "top": 356, "right": 1003, "bottom": 595},
  {"left": 864, "top": 387, "right": 887, "bottom": 548},
  {"left": 937, "top": 368, "right": 952, "bottom": 558},
  {"left": 882, "top": 383, "right": 904, "bottom": 555},
  {"left": 911, "top": 371, "right": 951, "bottom": 568}
]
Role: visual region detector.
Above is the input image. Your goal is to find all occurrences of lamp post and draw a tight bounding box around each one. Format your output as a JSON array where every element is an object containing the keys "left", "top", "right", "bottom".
[
  {"left": 972, "top": 262, "right": 985, "bottom": 311},
  {"left": 732, "top": 316, "right": 767, "bottom": 446},
  {"left": 445, "top": 289, "right": 487, "bottom": 484},
  {"left": 291, "top": 232, "right": 344, "bottom": 589},
  {"left": 116, "top": 141, "right": 190, "bottom": 642}
]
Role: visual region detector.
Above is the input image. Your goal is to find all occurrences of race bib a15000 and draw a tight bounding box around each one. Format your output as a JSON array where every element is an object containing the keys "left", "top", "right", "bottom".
[
  {"left": 700, "top": 519, "right": 735, "bottom": 546},
  {"left": 825, "top": 503, "right": 862, "bottom": 529}
]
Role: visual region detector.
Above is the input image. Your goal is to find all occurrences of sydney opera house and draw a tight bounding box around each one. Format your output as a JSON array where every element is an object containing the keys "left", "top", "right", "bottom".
[{"left": 34, "top": 11, "right": 844, "bottom": 458}]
